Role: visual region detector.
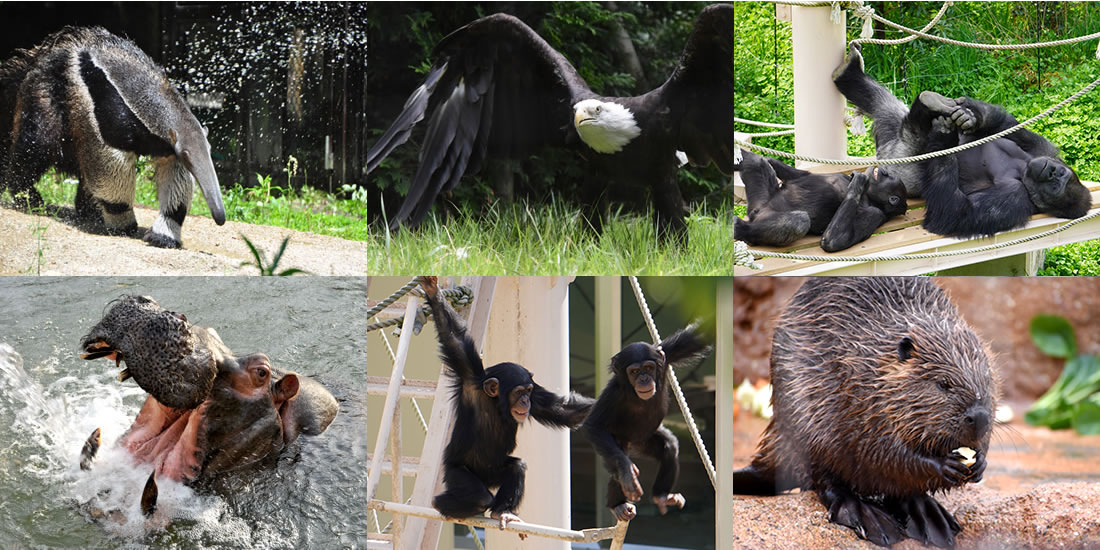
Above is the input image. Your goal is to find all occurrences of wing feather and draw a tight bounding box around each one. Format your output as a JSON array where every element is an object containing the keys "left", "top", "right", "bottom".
[
  {"left": 367, "top": 13, "right": 591, "bottom": 229},
  {"left": 661, "top": 3, "right": 734, "bottom": 175}
]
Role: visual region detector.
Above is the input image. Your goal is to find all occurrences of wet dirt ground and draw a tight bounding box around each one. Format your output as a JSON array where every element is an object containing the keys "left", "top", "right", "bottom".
[
  {"left": 0, "top": 205, "right": 366, "bottom": 275},
  {"left": 731, "top": 401, "right": 1100, "bottom": 549}
]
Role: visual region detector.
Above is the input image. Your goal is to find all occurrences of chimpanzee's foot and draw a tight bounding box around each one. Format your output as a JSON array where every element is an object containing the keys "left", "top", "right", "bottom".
[
  {"left": 653, "top": 493, "right": 686, "bottom": 515},
  {"left": 612, "top": 502, "right": 637, "bottom": 521}
]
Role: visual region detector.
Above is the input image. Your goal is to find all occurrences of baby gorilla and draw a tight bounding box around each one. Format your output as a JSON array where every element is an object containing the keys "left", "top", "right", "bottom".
[
  {"left": 582, "top": 325, "right": 710, "bottom": 522},
  {"left": 421, "top": 277, "right": 593, "bottom": 536},
  {"left": 735, "top": 150, "right": 907, "bottom": 251}
]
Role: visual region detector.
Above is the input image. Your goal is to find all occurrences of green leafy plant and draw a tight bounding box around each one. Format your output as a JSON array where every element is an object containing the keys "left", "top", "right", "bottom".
[
  {"left": 1025, "top": 314, "right": 1100, "bottom": 435},
  {"left": 25, "top": 217, "right": 49, "bottom": 275},
  {"left": 239, "top": 234, "right": 306, "bottom": 276}
]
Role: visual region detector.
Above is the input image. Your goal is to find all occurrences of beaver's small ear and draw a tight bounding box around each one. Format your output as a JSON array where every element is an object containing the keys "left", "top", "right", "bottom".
[{"left": 897, "top": 337, "right": 914, "bottom": 361}]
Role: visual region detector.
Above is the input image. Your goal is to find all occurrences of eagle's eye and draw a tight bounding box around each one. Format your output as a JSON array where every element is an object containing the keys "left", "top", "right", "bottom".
[{"left": 595, "top": 105, "right": 602, "bottom": 114}]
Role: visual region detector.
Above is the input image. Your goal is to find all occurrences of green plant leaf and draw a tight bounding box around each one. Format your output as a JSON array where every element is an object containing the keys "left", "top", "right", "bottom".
[
  {"left": 1071, "top": 395, "right": 1100, "bottom": 435},
  {"left": 1030, "top": 314, "right": 1077, "bottom": 358}
]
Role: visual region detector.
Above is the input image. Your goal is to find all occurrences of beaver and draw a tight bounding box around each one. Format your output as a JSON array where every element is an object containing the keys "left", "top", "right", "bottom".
[{"left": 733, "top": 278, "right": 997, "bottom": 548}]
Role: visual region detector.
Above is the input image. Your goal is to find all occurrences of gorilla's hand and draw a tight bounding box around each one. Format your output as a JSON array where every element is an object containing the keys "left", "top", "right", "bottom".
[{"left": 950, "top": 101, "right": 977, "bottom": 134}]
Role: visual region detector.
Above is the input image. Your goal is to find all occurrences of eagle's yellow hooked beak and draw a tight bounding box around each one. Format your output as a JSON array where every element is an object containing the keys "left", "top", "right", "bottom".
[{"left": 575, "top": 107, "right": 595, "bottom": 127}]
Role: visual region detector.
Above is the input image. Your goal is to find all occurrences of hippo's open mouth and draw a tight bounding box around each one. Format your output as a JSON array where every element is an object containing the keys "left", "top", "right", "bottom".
[
  {"left": 114, "top": 353, "right": 305, "bottom": 482},
  {"left": 78, "top": 296, "right": 338, "bottom": 491}
]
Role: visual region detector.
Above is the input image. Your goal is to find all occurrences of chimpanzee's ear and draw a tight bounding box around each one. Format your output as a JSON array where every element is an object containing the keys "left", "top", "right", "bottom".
[{"left": 483, "top": 377, "right": 500, "bottom": 397}]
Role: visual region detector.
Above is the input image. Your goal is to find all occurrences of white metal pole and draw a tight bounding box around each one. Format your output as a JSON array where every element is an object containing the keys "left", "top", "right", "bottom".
[
  {"left": 593, "top": 277, "right": 621, "bottom": 529},
  {"left": 367, "top": 294, "right": 421, "bottom": 503},
  {"left": 791, "top": 5, "right": 847, "bottom": 167},
  {"left": 484, "top": 277, "right": 572, "bottom": 550},
  {"left": 716, "top": 278, "right": 734, "bottom": 550}
]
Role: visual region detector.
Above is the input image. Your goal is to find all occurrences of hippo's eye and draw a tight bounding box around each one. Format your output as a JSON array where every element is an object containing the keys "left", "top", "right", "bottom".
[{"left": 257, "top": 368, "right": 268, "bottom": 379}]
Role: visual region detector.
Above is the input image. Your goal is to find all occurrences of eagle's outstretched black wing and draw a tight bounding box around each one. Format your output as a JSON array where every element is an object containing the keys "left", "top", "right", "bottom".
[
  {"left": 660, "top": 3, "right": 734, "bottom": 175},
  {"left": 367, "top": 14, "right": 592, "bottom": 229}
]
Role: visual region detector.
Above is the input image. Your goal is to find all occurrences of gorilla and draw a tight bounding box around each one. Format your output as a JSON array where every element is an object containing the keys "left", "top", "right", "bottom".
[
  {"left": 833, "top": 45, "right": 1092, "bottom": 238},
  {"left": 734, "top": 150, "right": 907, "bottom": 251}
]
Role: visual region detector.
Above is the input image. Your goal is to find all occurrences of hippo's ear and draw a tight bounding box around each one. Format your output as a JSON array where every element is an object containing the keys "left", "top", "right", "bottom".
[{"left": 274, "top": 373, "right": 300, "bottom": 403}]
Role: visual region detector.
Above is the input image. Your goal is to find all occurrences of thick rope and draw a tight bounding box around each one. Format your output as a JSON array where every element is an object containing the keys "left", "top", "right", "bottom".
[
  {"left": 367, "top": 285, "right": 474, "bottom": 333},
  {"left": 735, "top": 72, "right": 1100, "bottom": 166},
  {"left": 856, "top": 3, "right": 1100, "bottom": 51},
  {"left": 366, "top": 278, "right": 420, "bottom": 320},
  {"left": 744, "top": 129, "right": 796, "bottom": 138},
  {"left": 627, "top": 277, "right": 717, "bottom": 490},
  {"left": 741, "top": 208, "right": 1100, "bottom": 263},
  {"left": 734, "top": 117, "right": 795, "bottom": 129},
  {"left": 849, "top": 1, "right": 950, "bottom": 47}
]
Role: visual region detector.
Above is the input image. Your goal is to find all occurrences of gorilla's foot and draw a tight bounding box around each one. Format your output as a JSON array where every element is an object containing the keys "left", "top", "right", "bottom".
[
  {"left": 832, "top": 43, "right": 864, "bottom": 80},
  {"left": 918, "top": 91, "right": 957, "bottom": 117}
]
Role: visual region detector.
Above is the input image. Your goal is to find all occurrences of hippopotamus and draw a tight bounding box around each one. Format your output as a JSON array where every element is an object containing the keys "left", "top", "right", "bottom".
[{"left": 77, "top": 295, "right": 338, "bottom": 514}]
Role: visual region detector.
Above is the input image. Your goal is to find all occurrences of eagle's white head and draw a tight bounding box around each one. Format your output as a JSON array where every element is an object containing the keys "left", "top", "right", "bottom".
[{"left": 572, "top": 99, "right": 641, "bottom": 154}]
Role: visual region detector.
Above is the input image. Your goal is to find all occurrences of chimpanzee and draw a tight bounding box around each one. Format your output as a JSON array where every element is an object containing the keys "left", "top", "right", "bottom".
[
  {"left": 581, "top": 324, "right": 710, "bottom": 522},
  {"left": 420, "top": 277, "right": 593, "bottom": 535},
  {"left": 735, "top": 150, "right": 907, "bottom": 251},
  {"left": 834, "top": 44, "right": 1092, "bottom": 238}
]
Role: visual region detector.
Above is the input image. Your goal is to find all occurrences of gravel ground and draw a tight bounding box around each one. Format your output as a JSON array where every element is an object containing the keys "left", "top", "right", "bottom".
[
  {"left": 0, "top": 205, "right": 366, "bottom": 275},
  {"left": 732, "top": 407, "right": 1100, "bottom": 549}
]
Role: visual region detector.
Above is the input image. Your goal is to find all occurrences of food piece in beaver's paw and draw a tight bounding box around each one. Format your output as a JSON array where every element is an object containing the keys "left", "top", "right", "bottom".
[{"left": 953, "top": 446, "right": 977, "bottom": 467}]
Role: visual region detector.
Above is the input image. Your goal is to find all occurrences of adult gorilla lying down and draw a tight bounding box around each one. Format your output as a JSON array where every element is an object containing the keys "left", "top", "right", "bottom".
[
  {"left": 734, "top": 150, "right": 907, "bottom": 251},
  {"left": 834, "top": 45, "right": 1092, "bottom": 238}
]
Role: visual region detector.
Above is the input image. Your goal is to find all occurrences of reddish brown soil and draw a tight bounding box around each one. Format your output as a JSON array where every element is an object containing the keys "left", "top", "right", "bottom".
[{"left": 731, "top": 408, "right": 1100, "bottom": 549}]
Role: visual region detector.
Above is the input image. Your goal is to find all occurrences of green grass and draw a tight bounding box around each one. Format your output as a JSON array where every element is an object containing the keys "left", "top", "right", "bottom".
[
  {"left": 14, "top": 166, "right": 734, "bottom": 274},
  {"left": 366, "top": 197, "right": 734, "bottom": 275},
  {"left": 25, "top": 166, "right": 370, "bottom": 241}
]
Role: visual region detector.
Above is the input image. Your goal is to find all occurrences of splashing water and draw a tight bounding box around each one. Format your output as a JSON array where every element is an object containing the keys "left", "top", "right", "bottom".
[
  {"left": 0, "top": 344, "right": 280, "bottom": 545},
  {"left": 167, "top": 3, "right": 367, "bottom": 124}
]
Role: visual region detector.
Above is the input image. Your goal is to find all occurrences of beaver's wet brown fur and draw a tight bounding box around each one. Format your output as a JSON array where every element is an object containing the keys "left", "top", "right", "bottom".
[{"left": 733, "top": 278, "right": 997, "bottom": 549}]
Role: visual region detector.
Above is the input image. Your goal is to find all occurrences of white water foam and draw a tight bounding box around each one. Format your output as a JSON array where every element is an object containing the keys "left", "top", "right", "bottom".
[{"left": 0, "top": 344, "right": 277, "bottom": 544}]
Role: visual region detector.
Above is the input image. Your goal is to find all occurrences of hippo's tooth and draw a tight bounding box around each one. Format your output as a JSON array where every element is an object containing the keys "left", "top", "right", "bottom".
[
  {"left": 141, "top": 472, "right": 158, "bottom": 517},
  {"left": 118, "top": 368, "right": 132, "bottom": 382},
  {"left": 79, "top": 427, "right": 101, "bottom": 470}
]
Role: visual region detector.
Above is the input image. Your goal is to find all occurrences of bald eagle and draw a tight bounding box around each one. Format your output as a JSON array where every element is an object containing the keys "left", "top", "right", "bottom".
[{"left": 367, "top": 4, "right": 733, "bottom": 239}]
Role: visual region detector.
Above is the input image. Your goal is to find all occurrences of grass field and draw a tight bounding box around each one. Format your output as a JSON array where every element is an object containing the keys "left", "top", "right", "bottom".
[{"left": 367, "top": 198, "right": 735, "bottom": 275}]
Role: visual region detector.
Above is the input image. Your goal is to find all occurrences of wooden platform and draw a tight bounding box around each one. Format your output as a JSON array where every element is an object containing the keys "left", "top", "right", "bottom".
[{"left": 735, "top": 182, "right": 1100, "bottom": 276}]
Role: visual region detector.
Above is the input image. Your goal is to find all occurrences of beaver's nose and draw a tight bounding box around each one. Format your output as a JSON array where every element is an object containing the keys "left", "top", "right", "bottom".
[{"left": 964, "top": 403, "right": 991, "bottom": 439}]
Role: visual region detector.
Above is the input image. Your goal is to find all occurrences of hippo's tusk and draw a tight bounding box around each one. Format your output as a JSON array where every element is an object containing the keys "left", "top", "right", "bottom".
[
  {"left": 79, "top": 427, "right": 101, "bottom": 470},
  {"left": 117, "top": 368, "right": 132, "bottom": 382},
  {"left": 141, "top": 472, "right": 158, "bottom": 517}
]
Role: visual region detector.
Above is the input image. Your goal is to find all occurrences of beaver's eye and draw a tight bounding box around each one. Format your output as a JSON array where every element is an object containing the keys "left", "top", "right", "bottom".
[{"left": 937, "top": 379, "right": 950, "bottom": 392}]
